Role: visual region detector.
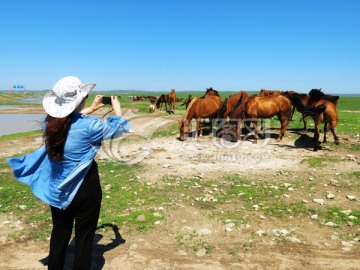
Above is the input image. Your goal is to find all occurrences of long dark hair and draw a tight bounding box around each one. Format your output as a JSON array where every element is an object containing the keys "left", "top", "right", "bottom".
[{"left": 44, "top": 114, "right": 73, "bottom": 161}]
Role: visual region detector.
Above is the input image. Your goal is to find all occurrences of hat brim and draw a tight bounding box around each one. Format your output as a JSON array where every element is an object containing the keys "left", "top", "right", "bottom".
[{"left": 43, "top": 83, "right": 96, "bottom": 118}]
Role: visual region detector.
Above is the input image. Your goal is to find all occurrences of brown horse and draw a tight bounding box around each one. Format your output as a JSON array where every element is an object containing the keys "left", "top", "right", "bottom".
[
  {"left": 307, "top": 89, "right": 339, "bottom": 151},
  {"left": 166, "top": 89, "right": 176, "bottom": 112},
  {"left": 180, "top": 95, "right": 193, "bottom": 109},
  {"left": 156, "top": 94, "right": 168, "bottom": 111},
  {"left": 178, "top": 95, "right": 223, "bottom": 141},
  {"left": 230, "top": 94, "right": 293, "bottom": 143}
]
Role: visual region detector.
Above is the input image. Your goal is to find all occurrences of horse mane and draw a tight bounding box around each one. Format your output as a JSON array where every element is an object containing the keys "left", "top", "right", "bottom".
[
  {"left": 325, "top": 94, "right": 339, "bottom": 105},
  {"left": 205, "top": 87, "right": 220, "bottom": 96},
  {"left": 309, "top": 88, "right": 339, "bottom": 105},
  {"left": 182, "top": 97, "right": 198, "bottom": 121}
]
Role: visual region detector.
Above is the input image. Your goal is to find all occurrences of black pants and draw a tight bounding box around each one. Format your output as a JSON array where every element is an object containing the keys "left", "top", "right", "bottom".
[{"left": 48, "top": 161, "right": 102, "bottom": 270}]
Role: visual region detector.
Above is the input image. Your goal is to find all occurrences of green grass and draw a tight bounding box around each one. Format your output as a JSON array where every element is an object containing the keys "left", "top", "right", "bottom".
[
  {"left": 325, "top": 207, "right": 360, "bottom": 225},
  {"left": 0, "top": 130, "right": 42, "bottom": 141},
  {"left": 301, "top": 157, "right": 339, "bottom": 167}
]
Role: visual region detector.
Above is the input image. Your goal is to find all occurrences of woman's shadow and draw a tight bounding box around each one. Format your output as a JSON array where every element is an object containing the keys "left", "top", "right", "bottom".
[{"left": 40, "top": 223, "right": 126, "bottom": 270}]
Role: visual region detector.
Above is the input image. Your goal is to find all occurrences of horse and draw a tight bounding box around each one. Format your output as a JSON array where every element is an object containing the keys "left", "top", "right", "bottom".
[
  {"left": 178, "top": 95, "right": 223, "bottom": 141},
  {"left": 229, "top": 94, "right": 293, "bottom": 143},
  {"left": 180, "top": 95, "right": 193, "bottom": 109},
  {"left": 156, "top": 94, "right": 168, "bottom": 111},
  {"left": 307, "top": 89, "right": 340, "bottom": 151},
  {"left": 166, "top": 89, "right": 176, "bottom": 112}
]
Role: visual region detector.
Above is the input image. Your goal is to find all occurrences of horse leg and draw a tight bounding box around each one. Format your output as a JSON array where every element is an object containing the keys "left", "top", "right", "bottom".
[
  {"left": 242, "top": 120, "right": 251, "bottom": 141},
  {"left": 313, "top": 121, "right": 321, "bottom": 151},
  {"left": 323, "top": 123, "right": 328, "bottom": 143},
  {"left": 303, "top": 114, "right": 307, "bottom": 131},
  {"left": 277, "top": 115, "right": 288, "bottom": 142},
  {"left": 196, "top": 118, "right": 201, "bottom": 138},
  {"left": 329, "top": 122, "right": 339, "bottom": 145},
  {"left": 253, "top": 120, "right": 259, "bottom": 144}
]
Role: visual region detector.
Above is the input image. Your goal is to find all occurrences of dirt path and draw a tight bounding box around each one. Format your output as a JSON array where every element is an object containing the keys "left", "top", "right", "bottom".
[{"left": 1, "top": 110, "right": 359, "bottom": 269}]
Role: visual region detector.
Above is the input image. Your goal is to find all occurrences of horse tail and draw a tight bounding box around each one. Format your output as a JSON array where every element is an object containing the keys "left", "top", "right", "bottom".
[
  {"left": 230, "top": 92, "right": 248, "bottom": 119},
  {"left": 217, "top": 98, "right": 228, "bottom": 118}
]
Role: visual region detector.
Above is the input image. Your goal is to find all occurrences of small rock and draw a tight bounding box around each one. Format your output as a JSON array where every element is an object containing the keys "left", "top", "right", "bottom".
[
  {"left": 195, "top": 248, "right": 207, "bottom": 257},
  {"left": 346, "top": 195, "right": 357, "bottom": 201},
  {"left": 313, "top": 199, "right": 325, "bottom": 205},
  {"left": 324, "top": 221, "right": 338, "bottom": 227},
  {"left": 286, "top": 236, "right": 301, "bottom": 244},
  {"left": 327, "top": 194, "right": 336, "bottom": 199},
  {"left": 136, "top": 214, "right": 146, "bottom": 221},
  {"left": 341, "top": 210, "right": 352, "bottom": 215}
]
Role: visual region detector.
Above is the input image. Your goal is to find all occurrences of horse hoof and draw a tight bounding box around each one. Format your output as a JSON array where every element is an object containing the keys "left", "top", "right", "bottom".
[{"left": 252, "top": 141, "right": 257, "bottom": 144}]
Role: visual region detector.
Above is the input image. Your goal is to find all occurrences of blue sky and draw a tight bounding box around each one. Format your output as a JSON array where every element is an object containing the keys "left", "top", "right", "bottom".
[{"left": 0, "top": 0, "right": 359, "bottom": 94}]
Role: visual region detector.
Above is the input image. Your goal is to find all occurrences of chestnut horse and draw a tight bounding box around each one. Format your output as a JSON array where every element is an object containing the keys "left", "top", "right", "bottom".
[
  {"left": 166, "top": 89, "right": 176, "bottom": 112},
  {"left": 178, "top": 95, "right": 223, "bottom": 141},
  {"left": 230, "top": 94, "right": 293, "bottom": 143}
]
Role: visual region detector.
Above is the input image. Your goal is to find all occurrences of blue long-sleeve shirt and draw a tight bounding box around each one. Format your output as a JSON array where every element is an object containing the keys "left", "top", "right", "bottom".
[{"left": 6, "top": 112, "right": 131, "bottom": 210}]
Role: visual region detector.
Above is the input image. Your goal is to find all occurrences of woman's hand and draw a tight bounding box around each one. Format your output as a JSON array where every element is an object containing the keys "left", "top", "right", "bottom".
[
  {"left": 111, "top": 96, "right": 122, "bottom": 116},
  {"left": 81, "top": 95, "right": 106, "bottom": 115}
]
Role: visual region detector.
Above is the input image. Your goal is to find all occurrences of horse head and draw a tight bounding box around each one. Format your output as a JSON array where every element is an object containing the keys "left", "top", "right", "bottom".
[
  {"left": 205, "top": 87, "right": 219, "bottom": 97},
  {"left": 309, "top": 88, "right": 324, "bottom": 103},
  {"left": 178, "top": 119, "right": 190, "bottom": 141}
]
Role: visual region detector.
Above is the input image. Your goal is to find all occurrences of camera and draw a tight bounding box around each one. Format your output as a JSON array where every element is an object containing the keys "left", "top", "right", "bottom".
[{"left": 102, "top": 96, "right": 121, "bottom": 105}]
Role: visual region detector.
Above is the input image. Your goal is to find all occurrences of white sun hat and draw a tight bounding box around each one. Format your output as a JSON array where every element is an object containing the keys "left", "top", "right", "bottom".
[{"left": 43, "top": 76, "right": 96, "bottom": 118}]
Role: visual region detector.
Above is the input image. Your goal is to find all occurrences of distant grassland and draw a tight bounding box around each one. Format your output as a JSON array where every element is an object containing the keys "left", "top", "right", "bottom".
[{"left": 0, "top": 91, "right": 359, "bottom": 138}]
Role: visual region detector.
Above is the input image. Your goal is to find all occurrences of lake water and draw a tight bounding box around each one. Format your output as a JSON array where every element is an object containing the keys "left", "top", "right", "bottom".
[{"left": 0, "top": 114, "right": 45, "bottom": 136}]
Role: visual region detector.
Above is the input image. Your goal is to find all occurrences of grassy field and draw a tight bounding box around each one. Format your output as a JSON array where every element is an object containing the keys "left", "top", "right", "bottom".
[{"left": 0, "top": 90, "right": 359, "bottom": 242}]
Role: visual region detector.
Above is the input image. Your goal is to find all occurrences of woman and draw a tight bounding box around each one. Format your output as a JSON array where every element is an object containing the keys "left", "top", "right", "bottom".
[{"left": 6, "top": 76, "right": 131, "bottom": 270}]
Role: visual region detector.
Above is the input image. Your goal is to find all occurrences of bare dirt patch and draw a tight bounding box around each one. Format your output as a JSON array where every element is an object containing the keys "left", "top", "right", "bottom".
[{"left": 1, "top": 112, "right": 360, "bottom": 270}]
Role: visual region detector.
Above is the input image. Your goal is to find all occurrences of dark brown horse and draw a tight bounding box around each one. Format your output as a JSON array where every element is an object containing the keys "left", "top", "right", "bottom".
[
  {"left": 178, "top": 95, "right": 223, "bottom": 141},
  {"left": 307, "top": 89, "right": 339, "bottom": 151},
  {"left": 180, "top": 95, "right": 193, "bottom": 109},
  {"left": 229, "top": 94, "right": 293, "bottom": 143},
  {"left": 156, "top": 94, "right": 168, "bottom": 111}
]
